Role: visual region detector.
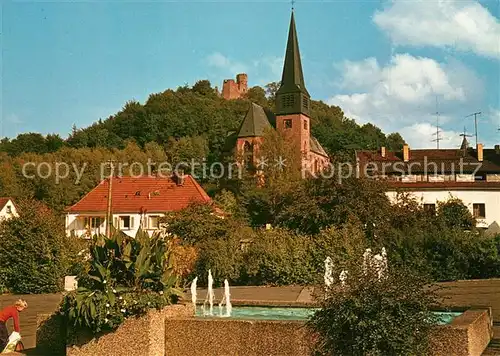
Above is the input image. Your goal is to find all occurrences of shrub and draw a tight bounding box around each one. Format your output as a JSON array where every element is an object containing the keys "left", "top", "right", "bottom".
[
  {"left": 0, "top": 198, "right": 80, "bottom": 294},
  {"left": 308, "top": 254, "right": 440, "bottom": 356},
  {"left": 60, "top": 229, "right": 182, "bottom": 333},
  {"left": 242, "top": 228, "right": 315, "bottom": 285}
]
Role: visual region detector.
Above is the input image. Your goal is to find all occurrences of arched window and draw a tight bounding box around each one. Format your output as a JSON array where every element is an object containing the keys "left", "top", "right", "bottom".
[{"left": 243, "top": 141, "right": 254, "bottom": 169}]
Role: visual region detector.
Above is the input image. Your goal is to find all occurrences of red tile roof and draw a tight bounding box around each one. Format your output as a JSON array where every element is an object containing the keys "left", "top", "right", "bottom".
[
  {"left": 0, "top": 197, "right": 14, "bottom": 211},
  {"left": 386, "top": 181, "right": 500, "bottom": 190},
  {"left": 66, "top": 175, "right": 211, "bottom": 213},
  {"left": 357, "top": 148, "right": 500, "bottom": 174}
]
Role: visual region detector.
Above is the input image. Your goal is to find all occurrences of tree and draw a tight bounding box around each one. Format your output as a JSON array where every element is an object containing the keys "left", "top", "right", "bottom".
[
  {"left": 437, "top": 197, "right": 475, "bottom": 230},
  {"left": 386, "top": 132, "right": 405, "bottom": 151},
  {"left": 308, "top": 258, "right": 440, "bottom": 356},
  {"left": 0, "top": 198, "right": 82, "bottom": 293},
  {"left": 244, "top": 86, "right": 268, "bottom": 107},
  {"left": 192, "top": 80, "right": 215, "bottom": 96}
]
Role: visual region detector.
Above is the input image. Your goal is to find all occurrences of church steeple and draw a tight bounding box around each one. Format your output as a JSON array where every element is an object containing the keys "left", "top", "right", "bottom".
[{"left": 276, "top": 11, "right": 311, "bottom": 117}]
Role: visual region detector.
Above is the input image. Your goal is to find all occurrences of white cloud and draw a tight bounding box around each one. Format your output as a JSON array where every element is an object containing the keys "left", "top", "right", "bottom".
[
  {"left": 373, "top": 0, "right": 500, "bottom": 58},
  {"left": 6, "top": 114, "right": 23, "bottom": 124},
  {"left": 206, "top": 52, "right": 283, "bottom": 87},
  {"left": 399, "top": 123, "right": 462, "bottom": 149},
  {"left": 327, "top": 54, "right": 484, "bottom": 148},
  {"left": 206, "top": 52, "right": 247, "bottom": 74}
]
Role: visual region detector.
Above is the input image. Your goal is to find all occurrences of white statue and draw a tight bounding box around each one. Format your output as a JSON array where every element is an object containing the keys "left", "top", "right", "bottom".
[
  {"left": 324, "top": 257, "right": 334, "bottom": 287},
  {"left": 339, "top": 270, "right": 348, "bottom": 287}
]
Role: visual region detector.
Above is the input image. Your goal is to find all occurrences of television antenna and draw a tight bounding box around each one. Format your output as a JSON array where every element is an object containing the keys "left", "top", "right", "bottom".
[
  {"left": 431, "top": 97, "right": 443, "bottom": 149},
  {"left": 465, "top": 111, "right": 481, "bottom": 147}
]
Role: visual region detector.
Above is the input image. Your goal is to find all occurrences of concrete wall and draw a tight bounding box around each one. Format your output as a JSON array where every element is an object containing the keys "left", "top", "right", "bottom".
[
  {"left": 163, "top": 309, "right": 491, "bottom": 356},
  {"left": 164, "top": 319, "right": 313, "bottom": 356},
  {"left": 36, "top": 304, "right": 194, "bottom": 356},
  {"left": 386, "top": 190, "right": 500, "bottom": 228},
  {"left": 430, "top": 309, "right": 492, "bottom": 356}
]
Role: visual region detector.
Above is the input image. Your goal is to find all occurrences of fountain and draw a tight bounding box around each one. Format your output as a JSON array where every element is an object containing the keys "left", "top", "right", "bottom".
[
  {"left": 190, "top": 277, "right": 198, "bottom": 314},
  {"left": 224, "top": 279, "right": 232, "bottom": 317},
  {"left": 201, "top": 270, "right": 215, "bottom": 315},
  {"left": 324, "top": 257, "right": 334, "bottom": 287}
]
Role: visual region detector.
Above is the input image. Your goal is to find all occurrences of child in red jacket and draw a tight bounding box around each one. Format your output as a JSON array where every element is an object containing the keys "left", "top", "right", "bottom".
[{"left": 0, "top": 299, "right": 28, "bottom": 351}]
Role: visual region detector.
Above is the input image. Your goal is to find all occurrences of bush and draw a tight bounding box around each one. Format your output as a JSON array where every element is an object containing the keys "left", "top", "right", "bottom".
[
  {"left": 242, "top": 228, "right": 314, "bottom": 285},
  {"left": 308, "top": 254, "right": 440, "bottom": 356},
  {"left": 60, "top": 229, "right": 182, "bottom": 333},
  {"left": 0, "top": 198, "right": 80, "bottom": 294}
]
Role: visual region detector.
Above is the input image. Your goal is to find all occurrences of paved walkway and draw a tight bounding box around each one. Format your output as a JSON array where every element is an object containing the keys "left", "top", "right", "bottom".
[
  {"left": 0, "top": 294, "right": 62, "bottom": 353},
  {"left": 3, "top": 279, "right": 500, "bottom": 354}
]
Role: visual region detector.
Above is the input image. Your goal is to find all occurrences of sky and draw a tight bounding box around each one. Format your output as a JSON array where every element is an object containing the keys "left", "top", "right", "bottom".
[{"left": 1, "top": 0, "right": 499, "bottom": 149}]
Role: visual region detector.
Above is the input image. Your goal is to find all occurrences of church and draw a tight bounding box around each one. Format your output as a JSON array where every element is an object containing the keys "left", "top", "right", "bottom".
[{"left": 225, "top": 12, "right": 330, "bottom": 175}]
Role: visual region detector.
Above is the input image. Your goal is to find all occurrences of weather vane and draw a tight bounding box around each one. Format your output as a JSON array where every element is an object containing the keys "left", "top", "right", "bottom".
[{"left": 291, "top": 0, "right": 295, "bottom": 11}]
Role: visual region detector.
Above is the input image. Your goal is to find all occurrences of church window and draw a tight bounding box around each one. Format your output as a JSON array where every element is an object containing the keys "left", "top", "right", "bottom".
[
  {"left": 304, "top": 120, "right": 307, "bottom": 130},
  {"left": 282, "top": 94, "right": 295, "bottom": 108},
  {"left": 302, "top": 96, "right": 309, "bottom": 109},
  {"left": 284, "top": 119, "right": 292, "bottom": 129},
  {"left": 243, "top": 141, "right": 254, "bottom": 168}
]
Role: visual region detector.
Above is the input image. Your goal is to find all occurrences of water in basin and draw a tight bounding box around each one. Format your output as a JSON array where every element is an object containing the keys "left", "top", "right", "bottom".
[{"left": 195, "top": 306, "right": 462, "bottom": 324}]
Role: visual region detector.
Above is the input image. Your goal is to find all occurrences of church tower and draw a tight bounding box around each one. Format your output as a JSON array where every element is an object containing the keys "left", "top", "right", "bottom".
[{"left": 275, "top": 11, "right": 311, "bottom": 167}]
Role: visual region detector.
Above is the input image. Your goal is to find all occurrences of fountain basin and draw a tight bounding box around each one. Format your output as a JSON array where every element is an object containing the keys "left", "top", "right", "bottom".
[{"left": 195, "top": 305, "right": 462, "bottom": 324}]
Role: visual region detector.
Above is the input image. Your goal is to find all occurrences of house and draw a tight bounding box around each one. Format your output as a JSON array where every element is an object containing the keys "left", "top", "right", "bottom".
[
  {"left": 356, "top": 141, "right": 500, "bottom": 231},
  {"left": 65, "top": 174, "right": 211, "bottom": 238},
  {"left": 0, "top": 198, "right": 18, "bottom": 222},
  {"left": 224, "top": 12, "right": 330, "bottom": 175}
]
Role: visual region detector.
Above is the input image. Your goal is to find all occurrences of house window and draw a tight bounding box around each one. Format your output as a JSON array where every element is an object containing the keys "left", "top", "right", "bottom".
[
  {"left": 473, "top": 204, "right": 486, "bottom": 219},
  {"left": 149, "top": 216, "right": 160, "bottom": 229},
  {"left": 119, "top": 216, "right": 134, "bottom": 230},
  {"left": 84, "top": 217, "right": 103, "bottom": 229},
  {"left": 423, "top": 204, "right": 436, "bottom": 215},
  {"left": 284, "top": 119, "right": 292, "bottom": 129},
  {"left": 6, "top": 205, "right": 12, "bottom": 214}
]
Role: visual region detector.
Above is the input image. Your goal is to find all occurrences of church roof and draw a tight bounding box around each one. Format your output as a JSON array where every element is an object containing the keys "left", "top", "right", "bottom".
[
  {"left": 310, "top": 136, "right": 328, "bottom": 157},
  {"left": 237, "top": 103, "right": 274, "bottom": 138},
  {"left": 460, "top": 136, "right": 469, "bottom": 150},
  {"left": 276, "top": 11, "right": 309, "bottom": 97}
]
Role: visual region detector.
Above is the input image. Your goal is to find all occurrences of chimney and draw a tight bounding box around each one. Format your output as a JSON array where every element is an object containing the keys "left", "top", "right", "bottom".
[
  {"left": 477, "top": 143, "right": 484, "bottom": 162},
  {"left": 173, "top": 169, "right": 185, "bottom": 186},
  {"left": 403, "top": 144, "right": 410, "bottom": 162},
  {"left": 380, "top": 146, "right": 386, "bottom": 158},
  {"left": 495, "top": 145, "right": 500, "bottom": 155}
]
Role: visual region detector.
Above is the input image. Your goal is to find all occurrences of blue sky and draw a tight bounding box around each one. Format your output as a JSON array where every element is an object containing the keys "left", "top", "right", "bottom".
[{"left": 1, "top": 0, "right": 499, "bottom": 148}]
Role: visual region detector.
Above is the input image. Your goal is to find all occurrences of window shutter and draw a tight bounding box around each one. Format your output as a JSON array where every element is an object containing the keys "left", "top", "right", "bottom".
[
  {"left": 130, "top": 217, "right": 134, "bottom": 229},
  {"left": 114, "top": 217, "right": 119, "bottom": 229}
]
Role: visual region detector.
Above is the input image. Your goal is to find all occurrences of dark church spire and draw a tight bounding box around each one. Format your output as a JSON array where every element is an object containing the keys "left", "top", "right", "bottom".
[{"left": 276, "top": 11, "right": 311, "bottom": 117}]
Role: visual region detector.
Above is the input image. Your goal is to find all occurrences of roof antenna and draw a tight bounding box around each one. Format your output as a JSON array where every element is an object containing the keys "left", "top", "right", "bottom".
[
  {"left": 465, "top": 111, "right": 481, "bottom": 147},
  {"left": 431, "top": 96, "right": 442, "bottom": 149}
]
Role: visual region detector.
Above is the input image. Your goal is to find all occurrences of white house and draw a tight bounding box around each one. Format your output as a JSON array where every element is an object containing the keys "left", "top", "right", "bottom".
[
  {"left": 0, "top": 198, "right": 18, "bottom": 222},
  {"left": 357, "top": 141, "right": 500, "bottom": 234},
  {"left": 65, "top": 174, "right": 212, "bottom": 238}
]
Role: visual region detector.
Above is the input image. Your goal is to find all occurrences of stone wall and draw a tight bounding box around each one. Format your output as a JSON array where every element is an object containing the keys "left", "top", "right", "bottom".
[
  {"left": 164, "top": 308, "right": 492, "bottom": 356},
  {"left": 430, "top": 309, "right": 492, "bottom": 356},
  {"left": 164, "top": 319, "right": 313, "bottom": 356},
  {"left": 66, "top": 304, "right": 193, "bottom": 356},
  {"left": 36, "top": 304, "right": 194, "bottom": 356}
]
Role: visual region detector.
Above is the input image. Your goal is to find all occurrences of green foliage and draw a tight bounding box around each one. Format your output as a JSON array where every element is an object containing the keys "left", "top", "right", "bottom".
[
  {"left": 60, "top": 229, "right": 182, "bottom": 333},
  {"left": 308, "top": 260, "right": 439, "bottom": 356},
  {"left": 0, "top": 199, "right": 81, "bottom": 294},
  {"left": 437, "top": 197, "right": 475, "bottom": 230}
]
